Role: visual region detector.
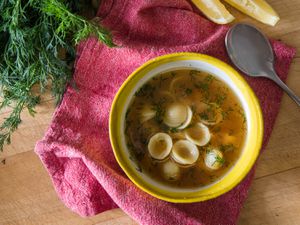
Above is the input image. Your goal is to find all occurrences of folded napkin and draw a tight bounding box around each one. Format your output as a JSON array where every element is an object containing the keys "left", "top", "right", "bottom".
[{"left": 35, "top": 0, "right": 296, "bottom": 224}]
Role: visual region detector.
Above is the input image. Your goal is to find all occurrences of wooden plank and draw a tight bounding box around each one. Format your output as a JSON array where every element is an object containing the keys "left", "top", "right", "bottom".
[
  {"left": 0, "top": 99, "right": 56, "bottom": 160},
  {"left": 280, "top": 32, "right": 300, "bottom": 58},
  {"left": 228, "top": 0, "right": 300, "bottom": 39},
  {"left": 1, "top": 150, "right": 300, "bottom": 225},
  {"left": 239, "top": 167, "right": 300, "bottom": 225},
  {"left": 0, "top": 151, "right": 137, "bottom": 225},
  {"left": 254, "top": 57, "right": 300, "bottom": 178}
]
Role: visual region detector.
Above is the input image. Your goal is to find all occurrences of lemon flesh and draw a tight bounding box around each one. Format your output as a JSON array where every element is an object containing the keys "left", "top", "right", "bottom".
[
  {"left": 191, "top": 0, "right": 235, "bottom": 24},
  {"left": 224, "top": 0, "right": 280, "bottom": 26}
]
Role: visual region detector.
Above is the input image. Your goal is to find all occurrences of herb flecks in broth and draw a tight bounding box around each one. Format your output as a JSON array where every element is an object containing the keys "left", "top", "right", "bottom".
[
  {"left": 185, "top": 88, "right": 193, "bottom": 95},
  {"left": 222, "top": 107, "right": 234, "bottom": 120},
  {"left": 135, "top": 84, "right": 156, "bottom": 98},
  {"left": 215, "top": 92, "right": 227, "bottom": 106},
  {"left": 153, "top": 102, "right": 165, "bottom": 124},
  {"left": 214, "top": 155, "right": 225, "bottom": 165},
  {"left": 125, "top": 69, "right": 247, "bottom": 188},
  {"left": 220, "top": 144, "right": 236, "bottom": 153}
]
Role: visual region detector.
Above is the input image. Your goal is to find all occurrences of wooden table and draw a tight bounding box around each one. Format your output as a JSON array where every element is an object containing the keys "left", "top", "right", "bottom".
[{"left": 1, "top": 1, "right": 299, "bottom": 224}]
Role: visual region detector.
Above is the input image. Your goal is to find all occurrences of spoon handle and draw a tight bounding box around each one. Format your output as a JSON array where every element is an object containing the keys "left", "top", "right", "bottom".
[{"left": 270, "top": 72, "right": 300, "bottom": 107}]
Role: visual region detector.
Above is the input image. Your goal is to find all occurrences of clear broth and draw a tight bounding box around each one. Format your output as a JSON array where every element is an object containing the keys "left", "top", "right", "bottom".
[{"left": 125, "top": 69, "right": 247, "bottom": 188}]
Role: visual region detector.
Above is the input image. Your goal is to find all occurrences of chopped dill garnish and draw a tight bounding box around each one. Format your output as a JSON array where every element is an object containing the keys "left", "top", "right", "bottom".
[
  {"left": 209, "top": 175, "right": 217, "bottom": 181},
  {"left": 189, "top": 70, "right": 199, "bottom": 76},
  {"left": 158, "top": 75, "right": 169, "bottom": 87},
  {"left": 228, "top": 129, "right": 234, "bottom": 135},
  {"left": 199, "top": 104, "right": 217, "bottom": 122},
  {"left": 214, "top": 155, "right": 225, "bottom": 165},
  {"left": 206, "top": 148, "right": 212, "bottom": 154},
  {"left": 199, "top": 112, "right": 209, "bottom": 120},
  {"left": 152, "top": 76, "right": 158, "bottom": 81},
  {"left": 169, "top": 127, "right": 179, "bottom": 133},
  {"left": 141, "top": 138, "right": 147, "bottom": 146},
  {"left": 185, "top": 88, "right": 193, "bottom": 95},
  {"left": 204, "top": 75, "right": 215, "bottom": 83},
  {"left": 212, "top": 126, "right": 221, "bottom": 133},
  {"left": 185, "top": 123, "right": 194, "bottom": 129},
  {"left": 215, "top": 93, "right": 227, "bottom": 106},
  {"left": 153, "top": 102, "right": 165, "bottom": 123},
  {"left": 194, "top": 75, "right": 215, "bottom": 100},
  {"left": 170, "top": 72, "right": 176, "bottom": 77},
  {"left": 194, "top": 82, "right": 209, "bottom": 92},
  {"left": 220, "top": 144, "right": 236, "bottom": 152},
  {"left": 161, "top": 76, "right": 169, "bottom": 81},
  {"left": 135, "top": 84, "right": 155, "bottom": 98},
  {"left": 221, "top": 107, "right": 234, "bottom": 120},
  {"left": 189, "top": 70, "right": 198, "bottom": 81},
  {"left": 239, "top": 110, "right": 247, "bottom": 124}
]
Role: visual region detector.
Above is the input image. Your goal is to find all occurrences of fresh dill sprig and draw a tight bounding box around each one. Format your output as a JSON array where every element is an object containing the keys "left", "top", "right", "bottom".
[
  {"left": 0, "top": 0, "right": 115, "bottom": 151},
  {"left": 39, "top": 0, "right": 116, "bottom": 46}
]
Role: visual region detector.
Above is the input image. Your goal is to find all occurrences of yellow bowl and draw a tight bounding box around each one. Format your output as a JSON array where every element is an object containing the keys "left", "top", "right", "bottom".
[{"left": 109, "top": 53, "right": 263, "bottom": 203}]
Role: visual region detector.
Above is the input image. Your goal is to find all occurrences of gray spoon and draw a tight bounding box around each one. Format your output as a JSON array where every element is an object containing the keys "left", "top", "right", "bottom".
[{"left": 225, "top": 23, "right": 300, "bottom": 106}]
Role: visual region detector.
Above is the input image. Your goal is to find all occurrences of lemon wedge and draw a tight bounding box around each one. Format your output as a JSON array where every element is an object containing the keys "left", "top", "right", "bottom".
[
  {"left": 191, "top": 0, "right": 235, "bottom": 24},
  {"left": 224, "top": 0, "right": 280, "bottom": 26}
]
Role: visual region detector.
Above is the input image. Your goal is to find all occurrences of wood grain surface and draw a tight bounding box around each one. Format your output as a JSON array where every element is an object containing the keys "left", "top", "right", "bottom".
[{"left": 0, "top": 1, "right": 300, "bottom": 224}]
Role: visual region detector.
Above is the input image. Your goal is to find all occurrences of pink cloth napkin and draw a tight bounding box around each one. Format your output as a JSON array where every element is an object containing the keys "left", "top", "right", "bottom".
[{"left": 35, "top": 0, "right": 296, "bottom": 224}]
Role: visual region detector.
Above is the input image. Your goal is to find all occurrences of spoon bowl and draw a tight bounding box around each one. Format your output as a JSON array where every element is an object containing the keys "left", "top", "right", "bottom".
[{"left": 225, "top": 23, "right": 300, "bottom": 106}]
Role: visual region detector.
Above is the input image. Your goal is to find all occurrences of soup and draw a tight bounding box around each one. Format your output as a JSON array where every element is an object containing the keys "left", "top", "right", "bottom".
[{"left": 125, "top": 69, "right": 247, "bottom": 188}]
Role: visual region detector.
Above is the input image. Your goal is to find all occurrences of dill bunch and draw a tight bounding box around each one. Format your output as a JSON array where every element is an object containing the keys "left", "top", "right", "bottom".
[{"left": 0, "top": 0, "right": 115, "bottom": 150}]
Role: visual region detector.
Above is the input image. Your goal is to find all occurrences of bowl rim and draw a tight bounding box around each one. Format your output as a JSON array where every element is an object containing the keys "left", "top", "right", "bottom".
[{"left": 109, "top": 52, "right": 264, "bottom": 203}]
